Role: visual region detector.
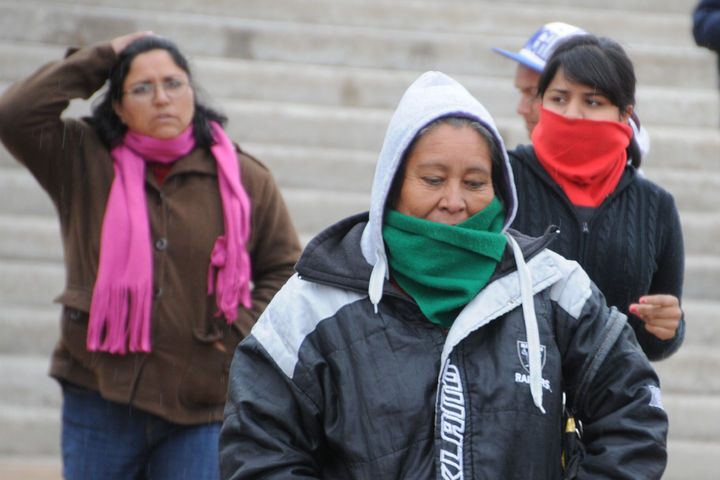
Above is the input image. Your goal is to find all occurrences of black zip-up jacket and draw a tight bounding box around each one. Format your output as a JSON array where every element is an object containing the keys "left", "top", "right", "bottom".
[
  {"left": 219, "top": 213, "right": 668, "bottom": 479},
  {"left": 508, "top": 145, "right": 685, "bottom": 360}
]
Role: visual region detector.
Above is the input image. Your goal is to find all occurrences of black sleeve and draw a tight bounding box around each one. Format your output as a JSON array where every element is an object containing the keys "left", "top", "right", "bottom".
[
  {"left": 219, "top": 334, "right": 323, "bottom": 480},
  {"left": 558, "top": 285, "right": 668, "bottom": 479},
  {"left": 0, "top": 43, "right": 116, "bottom": 194},
  {"left": 633, "top": 190, "right": 686, "bottom": 360},
  {"left": 693, "top": 0, "right": 720, "bottom": 50}
]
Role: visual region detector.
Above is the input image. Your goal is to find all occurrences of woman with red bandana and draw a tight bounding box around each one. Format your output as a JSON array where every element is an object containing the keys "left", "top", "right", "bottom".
[
  {"left": 509, "top": 34, "right": 685, "bottom": 361},
  {"left": 0, "top": 32, "right": 300, "bottom": 479}
]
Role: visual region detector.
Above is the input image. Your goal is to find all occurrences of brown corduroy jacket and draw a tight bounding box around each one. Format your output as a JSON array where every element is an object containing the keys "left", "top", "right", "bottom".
[{"left": 0, "top": 42, "right": 301, "bottom": 424}]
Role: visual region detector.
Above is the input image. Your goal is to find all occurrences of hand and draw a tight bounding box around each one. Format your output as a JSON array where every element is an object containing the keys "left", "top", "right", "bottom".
[
  {"left": 111, "top": 31, "right": 155, "bottom": 54},
  {"left": 629, "top": 294, "right": 682, "bottom": 341}
]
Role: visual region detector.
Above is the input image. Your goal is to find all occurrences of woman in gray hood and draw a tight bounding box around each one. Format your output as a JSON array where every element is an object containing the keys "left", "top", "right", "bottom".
[{"left": 219, "top": 71, "right": 668, "bottom": 479}]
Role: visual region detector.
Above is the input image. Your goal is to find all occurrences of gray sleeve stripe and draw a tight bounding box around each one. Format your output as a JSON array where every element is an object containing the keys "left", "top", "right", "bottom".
[
  {"left": 251, "top": 275, "right": 366, "bottom": 377},
  {"left": 537, "top": 249, "right": 593, "bottom": 319}
]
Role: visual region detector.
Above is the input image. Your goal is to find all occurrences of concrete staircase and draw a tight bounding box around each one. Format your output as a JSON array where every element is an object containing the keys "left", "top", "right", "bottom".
[{"left": 0, "top": 0, "right": 718, "bottom": 478}]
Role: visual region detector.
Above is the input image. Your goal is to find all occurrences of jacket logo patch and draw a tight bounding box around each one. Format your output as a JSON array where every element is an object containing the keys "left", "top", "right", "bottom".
[
  {"left": 515, "top": 341, "right": 552, "bottom": 392},
  {"left": 516, "top": 340, "right": 546, "bottom": 373},
  {"left": 647, "top": 385, "right": 664, "bottom": 410}
]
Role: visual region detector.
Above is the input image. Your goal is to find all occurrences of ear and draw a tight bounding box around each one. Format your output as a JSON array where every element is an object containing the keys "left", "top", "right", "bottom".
[
  {"left": 113, "top": 101, "right": 125, "bottom": 124},
  {"left": 620, "top": 105, "right": 634, "bottom": 124}
]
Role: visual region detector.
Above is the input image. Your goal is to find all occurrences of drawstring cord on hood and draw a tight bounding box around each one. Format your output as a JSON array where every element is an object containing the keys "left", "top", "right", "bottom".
[
  {"left": 368, "top": 246, "right": 387, "bottom": 314},
  {"left": 507, "top": 233, "right": 546, "bottom": 414}
]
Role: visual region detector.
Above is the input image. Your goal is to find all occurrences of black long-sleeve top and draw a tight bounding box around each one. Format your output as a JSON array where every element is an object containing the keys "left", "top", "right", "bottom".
[
  {"left": 509, "top": 144, "right": 685, "bottom": 361},
  {"left": 694, "top": 0, "right": 720, "bottom": 52}
]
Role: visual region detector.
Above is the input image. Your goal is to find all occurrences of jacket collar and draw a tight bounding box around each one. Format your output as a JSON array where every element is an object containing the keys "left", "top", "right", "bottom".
[{"left": 297, "top": 214, "right": 558, "bottom": 301}]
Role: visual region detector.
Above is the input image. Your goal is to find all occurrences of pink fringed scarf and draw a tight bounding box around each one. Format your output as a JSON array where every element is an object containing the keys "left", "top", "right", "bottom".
[{"left": 87, "top": 121, "right": 252, "bottom": 354}]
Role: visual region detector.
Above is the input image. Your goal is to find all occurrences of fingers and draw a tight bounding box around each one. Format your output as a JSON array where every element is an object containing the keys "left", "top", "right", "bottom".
[{"left": 629, "top": 294, "right": 682, "bottom": 341}]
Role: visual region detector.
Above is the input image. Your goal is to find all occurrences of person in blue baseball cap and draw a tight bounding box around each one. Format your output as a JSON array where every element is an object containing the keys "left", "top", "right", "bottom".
[
  {"left": 493, "top": 22, "right": 586, "bottom": 137},
  {"left": 493, "top": 22, "right": 650, "bottom": 159}
]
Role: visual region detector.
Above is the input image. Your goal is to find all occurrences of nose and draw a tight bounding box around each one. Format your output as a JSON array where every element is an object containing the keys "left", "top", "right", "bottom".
[
  {"left": 564, "top": 99, "right": 584, "bottom": 119},
  {"left": 517, "top": 94, "right": 532, "bottom": 116},
  {"left": 152, "top": 84, "right": 171, "bottom": 104},
  {"left": 439, "top": 183, "right": 465, "bottom": 213}
]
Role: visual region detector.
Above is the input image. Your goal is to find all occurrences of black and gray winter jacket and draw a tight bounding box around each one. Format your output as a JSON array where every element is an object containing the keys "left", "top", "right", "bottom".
[{"left": 219, "top": 71, "right": 667, "bottom": 479}]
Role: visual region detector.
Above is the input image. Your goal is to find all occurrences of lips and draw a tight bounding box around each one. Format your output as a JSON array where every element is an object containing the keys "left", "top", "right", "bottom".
[{"left": 153, "top": 113, "right": 176, "bottom": 123}]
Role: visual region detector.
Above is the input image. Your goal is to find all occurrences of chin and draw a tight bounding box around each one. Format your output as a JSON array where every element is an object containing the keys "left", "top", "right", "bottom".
[{"left": 150, "top": 128, "right": 184, "bottom": 140}]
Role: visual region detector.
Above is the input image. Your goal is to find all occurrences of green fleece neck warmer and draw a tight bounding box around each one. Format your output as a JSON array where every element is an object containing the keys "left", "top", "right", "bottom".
[{"left": 382, "top": 197, "right": 507, "bottom": 329}]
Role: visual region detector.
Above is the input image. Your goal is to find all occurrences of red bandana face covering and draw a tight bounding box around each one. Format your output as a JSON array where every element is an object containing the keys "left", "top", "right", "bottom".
[{"left": 531, "top": 106, "right": 633, "bottom": 207}]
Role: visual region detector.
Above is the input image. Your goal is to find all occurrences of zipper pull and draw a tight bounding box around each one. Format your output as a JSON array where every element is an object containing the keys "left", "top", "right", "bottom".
[{"left": 582, "top": 222, "right": 589, "bottom": 234}]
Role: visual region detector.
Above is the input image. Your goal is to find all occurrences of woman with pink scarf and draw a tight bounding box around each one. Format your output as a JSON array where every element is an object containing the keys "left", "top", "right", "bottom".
[{"left": 0, "top": 31, "right": 301, "bottom": 479}]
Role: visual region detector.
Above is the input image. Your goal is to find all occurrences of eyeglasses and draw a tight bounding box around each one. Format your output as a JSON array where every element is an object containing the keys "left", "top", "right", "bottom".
[{"left": 124, "top": 78, "right": 190, "bottom": 101}]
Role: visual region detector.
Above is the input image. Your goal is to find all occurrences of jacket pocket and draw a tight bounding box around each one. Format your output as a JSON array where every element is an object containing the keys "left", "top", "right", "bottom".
[
  {"left": 60, "top": 306, "right": 96, "bottom": 369},
  {"left": 178, "top": 341, "right": 233, "bottom": 407}
]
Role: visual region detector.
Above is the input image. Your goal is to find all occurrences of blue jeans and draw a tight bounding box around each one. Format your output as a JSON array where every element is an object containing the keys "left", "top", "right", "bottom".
[{"left": 61, "top": 383, "right": 221, "bottom": 480}]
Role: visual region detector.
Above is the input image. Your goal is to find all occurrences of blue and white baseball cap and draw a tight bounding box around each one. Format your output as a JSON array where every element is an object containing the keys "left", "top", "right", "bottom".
[{"left": 492, "top": 22, "right": 587, "bottom": 72}]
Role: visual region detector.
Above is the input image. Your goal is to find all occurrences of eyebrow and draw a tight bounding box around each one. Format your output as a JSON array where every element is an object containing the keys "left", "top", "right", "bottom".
[
  {"left": 416, "top": 162, "right": 491, "bottom": 174},
  {"left": 548, "top": 87, "right": 608, "bottom": 98},
  {"left": 127, "top": 75, "right": 186, "bottom": 86}
]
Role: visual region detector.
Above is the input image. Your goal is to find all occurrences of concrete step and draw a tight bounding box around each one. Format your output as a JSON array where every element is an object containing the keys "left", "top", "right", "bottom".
[
  {"left": 0, "top": 361, "right": 716, "bottom": 457},
  {"left": 679, "top": 212, "right": 720, "bottom": 257},
  {"left": 9, "top": 0, "right": 701, "bottom": 49},
  {"left": 664, "top": 393, "right": 720, "bottom": 443},
  {"left": 0, "top": 356, "right": 58, "bottom": 408},
  {"left": 682, "top": 299, "right": 720, "bottom": 348},
  {"left": 4, "top": 141, "right": 720, "bottom": 212},
  {"left": 224, "top": 101, "right": 720, "bottom": 174},
  {"left": 0, "top": 365, "right": 705, "bottom": 441},
  {"left": 0, "top": 283, "right": 714, "bottom": 351},
  {"left": 0, "top": 220, "right": 717, "bottom": 308},
  {"left": 0, "top": 42, "right": 65, "bottom": 83},
  {"left": 1, "top": 40, "right": 718, "bottom": 131},
  {"left": 0, "top": 166, "right": 368, "bottom": 241},
  {"left": 665, "top": 439, "right": 720, "bottom": 480},
  {"left": 0, "top": 305, "right": 60, "bottom": 356},
  {"left": 0, "top": 161, "right": 720, "bottom": 255},
  {"left": 0, "top": 455, "right": 62, "bottom": 480},
  {"left": 0, "top": 2, "right": 713, "bottom": 89},
  {"left": 2, "top": 80, "right": 719, "bottom": 174},
  {"left": 495, "top": 0, "right": 697, "bottom": 15},
  {"left": 0, "top": 214, "right": 62, "bottom": 262},
  {"left": 684, "top": 255, "right": 720, "bottom": 302},
  {"left": 0, "top": 212, "right": 720, "bottom": 304},
  {"left": 642, "top": 167, "right": 720, "bottom": 212},
  {"left": 0, "top": 404, "right": 60, "bottom": 456},
  {"left": 13, "top": 0, "right": 701, "bottom": 15},
  {"left": 0, "top": 292, "right": 715, "bottom": 357},
  {"left": 5, "top": 106, "right": 720, "bottom": 210},
  {"left": 3, "top": 439, "right": 719, "bottom": 480},
  {"left": 655, "top": 345, "right": 720, "bottom": 395},
  {"left": 0, "top": 260, "right": 64, "bottom": 307}
]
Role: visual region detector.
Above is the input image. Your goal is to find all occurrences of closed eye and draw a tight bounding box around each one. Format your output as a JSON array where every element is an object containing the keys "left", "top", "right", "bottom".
[{"left": 422, "top": 176, "right": 443, "bottom": 186}]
